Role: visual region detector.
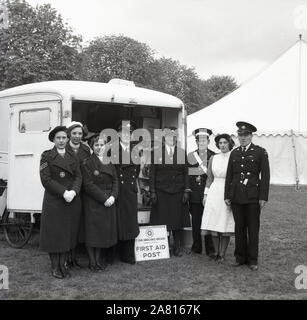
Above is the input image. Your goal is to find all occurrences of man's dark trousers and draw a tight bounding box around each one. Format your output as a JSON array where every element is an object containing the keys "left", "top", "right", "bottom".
[{"left": 231, "top": 203, "right": 260, "bottom": 265}]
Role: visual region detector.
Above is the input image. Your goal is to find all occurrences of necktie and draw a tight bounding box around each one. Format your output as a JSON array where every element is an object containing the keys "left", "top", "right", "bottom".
[
  {"left": 169, "top": 147, "right": 173, "bottom": 157},
  {"left": 242, "top": 146, "right": 246, "bottom": 153}
]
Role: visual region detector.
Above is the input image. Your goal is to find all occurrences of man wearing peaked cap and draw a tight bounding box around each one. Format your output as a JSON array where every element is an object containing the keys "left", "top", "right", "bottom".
[
  {"left": 187, "top": 128, "right": 215, "bottom": 256},
  {"left": 113, "top": 119, "right": 140, "bottom": 264},
  {"left": 224, "top": 121, "right": 270, "bottom": 271},
  {"left": 116, "top": 120, "right": 137, "bottom": 132},
  {"left": 236, "top": 121, "right": 257, "bottom": 135}
]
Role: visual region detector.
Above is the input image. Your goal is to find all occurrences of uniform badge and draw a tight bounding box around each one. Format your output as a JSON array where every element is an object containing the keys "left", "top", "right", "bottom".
[
  {"left": 196, "top": 176, "right": 201, "bottom": 182},
  {"left": 59, "top": 172, "right": 66, "bottom": 178},
  {"left": 94, "top": 170, "right": 99, "bottom": 176},
  {"left": 40, "top": 162, "right": 48, "bottom": 171}
]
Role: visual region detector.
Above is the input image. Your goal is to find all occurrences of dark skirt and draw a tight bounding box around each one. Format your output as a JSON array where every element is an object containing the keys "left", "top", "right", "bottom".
[
  {"left": 39, "top": 193, "right": 82, "bottom": 253},
  {"left": 84, "top": 197, "right": 118, "bottom": 248},
  {"left": 150, "top": 191, "right": 191, "bottom": 231}
]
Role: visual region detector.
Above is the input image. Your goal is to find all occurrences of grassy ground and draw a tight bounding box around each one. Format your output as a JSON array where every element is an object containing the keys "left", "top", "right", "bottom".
[{"left": 0, "top": 186, "right": 306, "bottom": 300}]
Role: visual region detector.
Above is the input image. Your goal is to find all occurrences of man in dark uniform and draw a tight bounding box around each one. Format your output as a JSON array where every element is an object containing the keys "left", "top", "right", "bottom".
[
  {"left": 113, "top": 120, "right": 140, "bottom": 264},
  {"left": 224, "top": 122, "right": 270, "bottom": 271},
  {"left": 187, "top": 128, "right": 215, "bottom": 256}
]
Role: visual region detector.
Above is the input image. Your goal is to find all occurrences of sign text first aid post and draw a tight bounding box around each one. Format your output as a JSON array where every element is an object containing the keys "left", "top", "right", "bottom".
[{"left": 135, "top": 225, "right": 170, "bottom": 262}]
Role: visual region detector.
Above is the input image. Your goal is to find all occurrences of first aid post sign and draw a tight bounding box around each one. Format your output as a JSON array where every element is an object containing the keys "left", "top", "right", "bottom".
[{"left": 135, "top": 225, "right": 170, "bottom": 261}]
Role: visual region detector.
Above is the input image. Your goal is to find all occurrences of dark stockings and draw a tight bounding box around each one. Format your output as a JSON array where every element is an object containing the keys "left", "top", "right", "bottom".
[{"left": 211, "top": 234, "right": 230, "bottom": 259}]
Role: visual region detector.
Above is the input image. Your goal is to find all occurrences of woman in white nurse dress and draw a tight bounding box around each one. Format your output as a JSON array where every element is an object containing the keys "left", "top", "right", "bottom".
[{"left": 201, "top": 134, "right": 235, "bottom": 263}]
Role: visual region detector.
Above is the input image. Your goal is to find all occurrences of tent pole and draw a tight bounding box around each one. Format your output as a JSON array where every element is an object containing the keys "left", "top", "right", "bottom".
[{"left": 290, "top": 129, "right": 300, "bottom": 191}]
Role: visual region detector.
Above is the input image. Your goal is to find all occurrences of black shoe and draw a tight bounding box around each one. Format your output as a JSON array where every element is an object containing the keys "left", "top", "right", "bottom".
[
  {"left": 61, "top": 266, "right": 71, "bottom": 278},
  {"left": 88, "top": 264, "right": 99, "bottom": 273},
  {"left": 232, "top": 261, "right": 245, "bottom": 267},
  {"left": 248, "top": 264, "right": 258, "bottom": 271},
  {"left": 173, "top": 247, "right": 183, "bottom": 257},
  {"left": 96, "top": 263, "right": 107, "bottom": 271},
  {"left": 215, "top": 255, "right": 225, "bottom": 264},
  {"left": 51, "top": 269, "right": 64, "bottom": 279},
  {"left": 208, "top": 253, "right": 217, "bottom": 260},
  {"left": 71, "top": 260, "right": 83, "bottom": 269},
  {"left": 190, "top": 248, "right": 202, "bottom": 254}
]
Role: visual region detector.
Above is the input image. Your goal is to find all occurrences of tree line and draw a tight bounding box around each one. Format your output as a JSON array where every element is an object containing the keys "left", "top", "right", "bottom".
[{"left": 0, "top": 0, "right": 238, "bottom": 114}]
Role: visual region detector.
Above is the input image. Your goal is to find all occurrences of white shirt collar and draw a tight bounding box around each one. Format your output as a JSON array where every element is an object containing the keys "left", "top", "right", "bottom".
[
  {"left": 57, "top": 148, "right": 66, "bottom": 154},
  {"left": 166, "top": 145, "right": 175, "bottom": 154},
  {"left": 120, "top": 142, "right": 129, "bottom": 152},
  {"left": 242, "top": 143, "right": 252, "bottom": 151}
]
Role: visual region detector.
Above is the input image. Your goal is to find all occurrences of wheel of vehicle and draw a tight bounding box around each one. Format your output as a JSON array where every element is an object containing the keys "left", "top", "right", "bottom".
[{"left": 2, "top": 208, "right": 33, "bottom": 248}]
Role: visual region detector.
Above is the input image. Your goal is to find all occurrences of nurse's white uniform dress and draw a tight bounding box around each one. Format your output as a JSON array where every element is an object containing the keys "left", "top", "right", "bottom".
[{"left": 201, "top": 151, "right": 235, "bottom": 234}]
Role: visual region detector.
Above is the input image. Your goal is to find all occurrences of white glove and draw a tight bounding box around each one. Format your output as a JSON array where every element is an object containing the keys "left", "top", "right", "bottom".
[
  {"left": 104, "top": 196, "right": 115, "bottom": 207},
  {"left": 63, "top": 190, "right": 76, "bottom": 203},
  {"left": 63, "top": 190, "right": 70, "bottom": 202}
]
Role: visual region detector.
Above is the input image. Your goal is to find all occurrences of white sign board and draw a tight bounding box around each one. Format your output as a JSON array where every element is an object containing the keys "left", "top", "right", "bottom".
[{"left": 135, "top": 225, "right": 170, "bottom": 261}]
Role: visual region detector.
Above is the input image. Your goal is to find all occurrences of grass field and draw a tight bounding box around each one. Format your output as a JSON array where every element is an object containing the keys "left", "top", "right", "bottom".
[{"left": 0, "top": 186, "right": 306, "bottom": 300}]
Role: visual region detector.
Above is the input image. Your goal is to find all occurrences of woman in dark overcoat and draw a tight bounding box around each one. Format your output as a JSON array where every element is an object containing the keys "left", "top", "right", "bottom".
[
  {"left": 81, "top": 135, "right": 118, "bottom": 272},
  {"left": 150, "top": 127, "right": 191, "bottom": 257},
  {"left": 40, "top": 126, "right": 82, "bottom": 279},
  {"left": 65, "top": 121, "right": 91, "bottom": 268}
]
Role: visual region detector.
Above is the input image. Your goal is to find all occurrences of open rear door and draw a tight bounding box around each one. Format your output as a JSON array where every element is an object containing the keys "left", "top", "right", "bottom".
[{"left": 8, "top": 100, "right": 61, "bottom": 212}]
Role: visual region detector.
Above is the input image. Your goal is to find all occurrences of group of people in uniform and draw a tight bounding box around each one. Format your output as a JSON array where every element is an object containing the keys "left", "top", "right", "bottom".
[
  {"left": 39, "top": 119, "right": 270, "bottom": 279},
  {"left": 188, "top": 122, "right": 270, "bottom": 271},
  {"left": 39, "top": 121, "right": 141, "bottom": 279}
]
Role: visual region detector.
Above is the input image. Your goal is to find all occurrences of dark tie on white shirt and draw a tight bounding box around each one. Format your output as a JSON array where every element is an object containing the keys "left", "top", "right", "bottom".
[{"left": 242, "top": 146, "right": 246, "bottom": 153}]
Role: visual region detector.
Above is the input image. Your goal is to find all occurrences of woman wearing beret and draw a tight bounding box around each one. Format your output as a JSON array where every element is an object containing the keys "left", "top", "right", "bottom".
[
  {"left": 39, "top": 126, "right": 82, "bottom": 279},
  {"left": 65, "top": 121, "right": 91, "bottom": 268},
  {"left": 150, "top": 127, "right": 191, "bottom": 257},
  {"left": 201, "top": 134, "right": 235, "bottom": 263},
  {"left": 81, "top": 136, "right": 118, "bottom": 272}
]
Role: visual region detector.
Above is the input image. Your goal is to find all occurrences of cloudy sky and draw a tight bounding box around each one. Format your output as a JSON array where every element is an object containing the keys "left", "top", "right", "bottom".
[{"left": 26, "top": 0, "right": 307, "bottom": 84}]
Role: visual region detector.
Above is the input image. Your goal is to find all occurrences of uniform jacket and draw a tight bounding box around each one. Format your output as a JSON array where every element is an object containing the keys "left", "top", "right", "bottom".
[
  {"left": 66, "top": 142, "right": 91, "bottom": 164},
  {"left": 224, "top": 143, "right": 270, "bottom": 204},
  {"left": 39, "top": 147, "right": 82, "bottom": 252},
  {"left": 150, "top": 145, "right": 190, "bottom": 194},
  {"left": 81, "top": 154, "right": 118, "bottom": 248},
  {"left": 187, "top": 149, "right": 215, "bottom": 203}
]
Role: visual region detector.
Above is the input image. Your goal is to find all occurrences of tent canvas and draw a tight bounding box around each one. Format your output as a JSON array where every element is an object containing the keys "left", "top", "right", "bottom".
[{"left": 187, "top": 38, "right": 307, "bottom": 185}]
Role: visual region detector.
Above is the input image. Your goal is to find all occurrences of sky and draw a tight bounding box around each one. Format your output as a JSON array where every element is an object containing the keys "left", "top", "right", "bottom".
[{"left": 25, "top": 0, "right": 307, "bottom": 84}]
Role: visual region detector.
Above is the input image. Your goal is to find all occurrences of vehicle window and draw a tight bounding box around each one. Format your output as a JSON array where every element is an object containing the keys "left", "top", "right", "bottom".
[{"left": 19, "top": 109, "right": 51, "bottom": 133}]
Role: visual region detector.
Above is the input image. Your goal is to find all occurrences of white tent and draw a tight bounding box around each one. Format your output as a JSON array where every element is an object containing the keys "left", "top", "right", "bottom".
[{"left": 187, "top": 38, "right": 307, "bottom": 185}]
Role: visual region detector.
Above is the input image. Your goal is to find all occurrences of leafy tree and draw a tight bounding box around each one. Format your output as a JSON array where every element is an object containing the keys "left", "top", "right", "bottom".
[
  {"left": 201, "top": 75, "right": 238, "bottom": 108},
  {"left": 145, "top": 57, "right": 204, "bottom": 114},
  {"left": 0, "top": 0, "right": 82, "bottom": 89},
  {"left": 81, "top": 35, "right": 154, "bottom": 86}
]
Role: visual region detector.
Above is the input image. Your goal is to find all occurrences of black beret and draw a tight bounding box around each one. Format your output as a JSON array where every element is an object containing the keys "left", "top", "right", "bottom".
[{"left": 48, "top": 126, "right": 67, "bottom": 142}]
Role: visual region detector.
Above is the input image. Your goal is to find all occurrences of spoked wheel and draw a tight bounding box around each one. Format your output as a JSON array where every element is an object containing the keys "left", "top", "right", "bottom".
[{"left": 2, "top": 208, "right": 33, "bottom": 248}]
